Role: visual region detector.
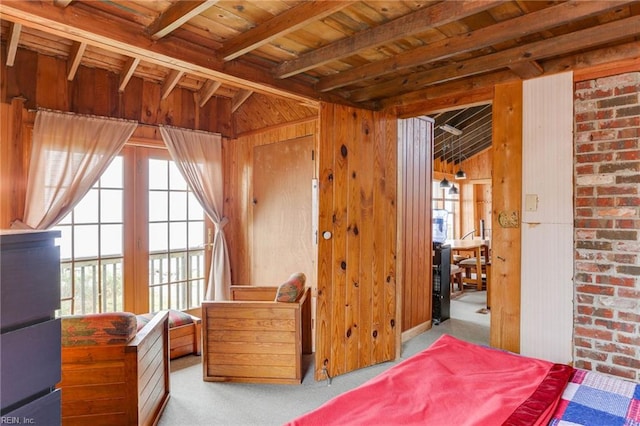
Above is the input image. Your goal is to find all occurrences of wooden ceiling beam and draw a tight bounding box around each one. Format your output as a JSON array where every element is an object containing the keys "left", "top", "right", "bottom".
[
  {"left": 387, "top": 39, "right": 640, "bottom": 116},
  {"left": 0, "top": 1, "right": 333, "bottom": 107},
  {"left": 275, "top": 0, "right": 502, "bottom": 79},
  {"left": 546, "top": 40, "right": 640, "bottom": 80},
  {"left": 350, "top": 14, "right": 640, "bottom": 102},
  {"left": 66, "top": 41, "right": 86, "bottom": 81},
  {"left": 161, "top": 69, "right": 185, "bottom": 100},
  {"left": 232, "top": 89, "right": 253, "bottom": 113},
  {"left": 197, "top": 79, "right": 222, "bottom": 107},
  {"left": 119, "top": 57, "right": 140, "bottom": 93},
  {"left": 221, "top": 1, "right": 353, "bottom": 62},
  {"left": 316, "top": 0, "right": 634, "bottom": 92},
  {"left": 6, "top": 22, "right": 22, "bottom": 67},
  {"left": 508, "top": 61, "right": 544, "bottom": 80},
  {"left": 148, "top": 1, "right": 219, "bottom": 40},
  {"left": 53, "top": 0, "right": 74, "bottom": 7},
  {"left": 387, "top": 72, "right": 513, "bottom": 117}
]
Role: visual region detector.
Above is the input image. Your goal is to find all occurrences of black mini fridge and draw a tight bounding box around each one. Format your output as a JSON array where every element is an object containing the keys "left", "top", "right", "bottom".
[{"left": 432, "top": 242, "right": 451, "bottom": 325}]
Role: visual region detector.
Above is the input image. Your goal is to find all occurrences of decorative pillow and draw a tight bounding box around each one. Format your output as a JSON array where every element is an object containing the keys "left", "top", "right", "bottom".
[
  {"left": 275, "top": 272, "right": 306, "bottom": 302},
  {"left": 136, "top": 309, "right": 194, "bottom": 331},
  {"left": 61, "top": 312, "right": 137, "bottom": 346}
]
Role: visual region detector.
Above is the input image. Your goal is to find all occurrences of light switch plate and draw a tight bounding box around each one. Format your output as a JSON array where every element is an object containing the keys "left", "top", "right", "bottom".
[{"left": 525, "top": 194, "right": 538, "bottom": 212}]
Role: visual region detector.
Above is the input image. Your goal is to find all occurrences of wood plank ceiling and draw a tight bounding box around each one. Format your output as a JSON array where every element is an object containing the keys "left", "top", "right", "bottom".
[{"left": 1, "top": 0, "right": 639, "bottom": 143}]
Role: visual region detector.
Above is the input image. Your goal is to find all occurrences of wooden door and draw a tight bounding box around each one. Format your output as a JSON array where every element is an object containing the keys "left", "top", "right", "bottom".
[
  {"left": 315, "top": 103, "right": 397, "bottom": 380},
  {"left": 252, "top": 136, "right": 315, "bottom": 285}
]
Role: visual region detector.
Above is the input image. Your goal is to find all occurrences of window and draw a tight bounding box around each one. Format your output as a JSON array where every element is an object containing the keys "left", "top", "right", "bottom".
[
  {"left": 148, "top": 158, "right": 205, "bottom": 311},
  {"left": 55, "top": 157, "right": 124, "bottom": 315},
  {"left": 432, "top": 180, "right": 459, "bottom": 240},
  {"left": 55, "top": 147, "right": 208, "bottom": 315}
]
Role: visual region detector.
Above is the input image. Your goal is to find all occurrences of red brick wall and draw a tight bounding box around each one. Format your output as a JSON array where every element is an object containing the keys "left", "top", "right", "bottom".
[{"left": 574, "top": 71, "right": 640, "bottom": 381}]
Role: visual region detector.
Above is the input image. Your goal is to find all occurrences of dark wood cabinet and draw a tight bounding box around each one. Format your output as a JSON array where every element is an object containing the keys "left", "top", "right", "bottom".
[{"left": 1, "top": 230, "right": 61, "bottom": 425}]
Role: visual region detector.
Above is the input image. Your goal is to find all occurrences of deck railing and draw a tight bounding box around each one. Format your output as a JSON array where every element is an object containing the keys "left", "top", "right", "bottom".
[
  {"left": 60, "top": 249, "right": 205, "bottom": 315},
  {"left": 149, "top": 250, "right": 205, "bottom": 312}
]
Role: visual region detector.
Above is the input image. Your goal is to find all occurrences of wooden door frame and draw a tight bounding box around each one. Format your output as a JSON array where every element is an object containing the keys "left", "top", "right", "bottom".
[{"left": 395, "top": 83, "right": 523, "bottom": 352}]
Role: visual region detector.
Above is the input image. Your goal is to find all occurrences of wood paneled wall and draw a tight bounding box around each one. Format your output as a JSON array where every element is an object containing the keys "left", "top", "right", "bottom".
[
  {"left": 433, "top": 147, "right": 491, "bottom": 176},
  {"left": 457, "top": 149, "right": 493, "bottom": 239},
  {"left": 316, "top": 103, "right": 397, "bottom": 380},
  {"left": 460, "top": 148, "right": 492, "bottom": 179},
  {"left": 233, "top": 92, "right": 318, "bottom": 135},
  {"left": 398, "top": 117, "right": 433, "bottom": 335},
  {"left": 223, "top": 119, "right": 318, "bottom": 285},
  {"left": 1, "top": 48, "right": 232, "bottom": 136},
  {"left": 0, "top": 100, "right": 28, "bottom": 228}
]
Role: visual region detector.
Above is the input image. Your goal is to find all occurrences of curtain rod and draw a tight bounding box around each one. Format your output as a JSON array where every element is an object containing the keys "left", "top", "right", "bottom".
[
  {"left": 27, "top": 109, "right": 222, "bottom": 137},
  {"left": 28, "top": 108, "right": 137, "bottom": 124}
]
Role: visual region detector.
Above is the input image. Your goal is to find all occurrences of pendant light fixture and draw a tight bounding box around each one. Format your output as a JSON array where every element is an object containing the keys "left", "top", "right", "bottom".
[
  {"left": 454, "top": 134, "right": 466, "bottom": 180},
  {"left": 439, "top": 124, "right": 462, "bottom": 136},
  {"left": 439, "top": 138, "right": 451, "bottom": 188},
  {"left": 439, "top": 123, "right": 464, "bottom": 184},
  {"left": 450, "top": 142, "right": 460, "bottom": 193}
]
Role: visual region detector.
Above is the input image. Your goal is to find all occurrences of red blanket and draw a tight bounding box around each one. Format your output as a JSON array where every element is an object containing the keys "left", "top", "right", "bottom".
[{"left": 287, "top": 335, "right": 573, "bottom": 426}]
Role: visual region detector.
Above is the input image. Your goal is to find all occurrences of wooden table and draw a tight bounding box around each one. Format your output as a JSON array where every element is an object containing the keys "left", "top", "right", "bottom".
[{"left": 445, "top": 239, "right": 489, "bottom": 291}]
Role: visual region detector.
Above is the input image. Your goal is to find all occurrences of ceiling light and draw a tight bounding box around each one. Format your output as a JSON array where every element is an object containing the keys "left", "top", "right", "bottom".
[
  {"left": 439, "top": 177, "right": 451, "bottom": 188},
  {"left": 439, "top": 124, "right": 462, "bottom": 136},
  {"left": 449, "top": 184, "right": 459, "bottom": 195},
  {"left": 454, "top": 133, "right": 466, "bottom": 180}
]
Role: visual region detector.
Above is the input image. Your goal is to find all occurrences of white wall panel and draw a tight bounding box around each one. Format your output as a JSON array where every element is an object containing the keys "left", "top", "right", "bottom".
[
  {"left": 521, "top": 72, "right": 574, "bottom": 363},
  {"left": 522, "top": 72, "right": 574, "bottom": 225},
  {"left": 521, "top": 223, "right": 574, "bottom": 363}
]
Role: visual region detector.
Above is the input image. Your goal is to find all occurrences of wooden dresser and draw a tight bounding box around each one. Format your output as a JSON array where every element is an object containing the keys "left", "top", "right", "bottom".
[{"left": 1, "top": 230, "right": 61, "bottom": 425}]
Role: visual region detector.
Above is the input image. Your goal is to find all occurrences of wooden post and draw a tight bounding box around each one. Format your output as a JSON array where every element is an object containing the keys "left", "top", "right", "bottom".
[
  {"left": 0, "top": 97, "right": 26, "bottom": 227},
  {"left": 490, "top": 81, "right": 522, "bottom": 353}
]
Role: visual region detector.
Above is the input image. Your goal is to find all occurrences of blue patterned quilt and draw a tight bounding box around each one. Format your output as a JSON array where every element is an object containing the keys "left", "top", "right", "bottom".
[{"left": 550, "top": 369, "right": 640, "bottom": 426}]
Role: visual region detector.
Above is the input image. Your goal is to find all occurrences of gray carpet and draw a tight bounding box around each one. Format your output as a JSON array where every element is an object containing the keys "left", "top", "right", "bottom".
[
  {"left": 450, "top": 290, "right": 491, "bottom": 327},
  {"left": 159, "top": 292, "right": 489, "bottom": 426}
]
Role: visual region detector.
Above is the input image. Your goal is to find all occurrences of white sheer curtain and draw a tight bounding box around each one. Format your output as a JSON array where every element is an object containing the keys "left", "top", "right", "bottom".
[
  {"left": 12, "top": 110, "right": 137, "bottom": 230},
  {"left": 159, "top": 126, "right": 231, "bottom": 301}
]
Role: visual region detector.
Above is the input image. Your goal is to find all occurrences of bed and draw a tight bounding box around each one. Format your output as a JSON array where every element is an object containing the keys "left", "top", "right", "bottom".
[{"left": 287, "top": 334, "right": 640, "bottom": 426}]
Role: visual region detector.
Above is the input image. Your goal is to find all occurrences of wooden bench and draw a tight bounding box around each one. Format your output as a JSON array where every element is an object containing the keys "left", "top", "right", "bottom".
[
  {"left": 59, "top": 311, "right": 170, "bottom": 426},
  {"left": 201, "top": 286, "right": 312, "bottom": 385}
]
